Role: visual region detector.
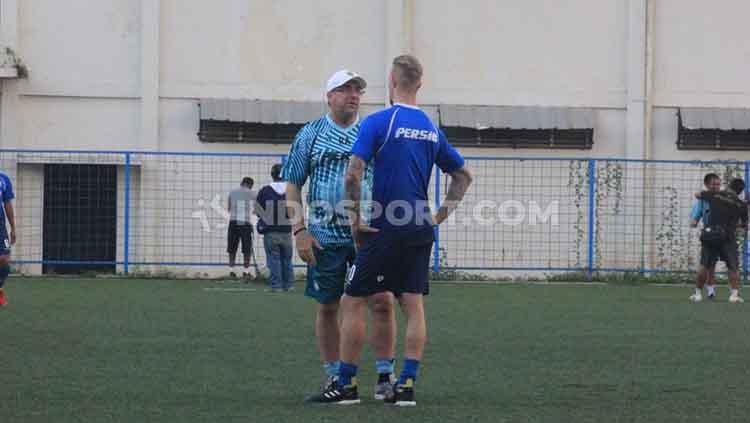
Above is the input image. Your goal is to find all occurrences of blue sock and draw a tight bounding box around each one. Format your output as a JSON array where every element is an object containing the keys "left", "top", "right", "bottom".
[
  {"left": 0, "top": 264, "right": 9, "bottom": 289},
  {"left": 398, "top": 359, "right": 420, "bottom": 385},
  {"left": 338, "top": 362, "right": 358, "bottom": 387},
  {"left": 376, "top": 358, "right": 395, "bottom": 375},
  {"left": 323, "top": 361, "right": 340, "bottom": 378}
]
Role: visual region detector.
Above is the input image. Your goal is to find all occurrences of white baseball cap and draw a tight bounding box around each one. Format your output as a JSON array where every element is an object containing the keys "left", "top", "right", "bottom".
[{"left": 326, "top": 69, "right": 367, "bottom": 94}]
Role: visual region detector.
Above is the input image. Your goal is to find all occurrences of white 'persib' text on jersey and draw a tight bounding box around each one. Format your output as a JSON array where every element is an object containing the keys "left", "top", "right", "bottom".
[{"left": 394, "top": 127, "right": 439, "bottom": 143}]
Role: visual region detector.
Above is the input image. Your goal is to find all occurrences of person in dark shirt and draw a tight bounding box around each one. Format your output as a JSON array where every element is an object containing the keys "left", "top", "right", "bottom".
[
  {"left": 255, "top": 164, "right": 294, "bottom": 292},
  {"left": 689, "top": 173, "right": 721, "bottom": 298},
  {"left": 690, "top": 178, "right": 748, "bottom": 303}
]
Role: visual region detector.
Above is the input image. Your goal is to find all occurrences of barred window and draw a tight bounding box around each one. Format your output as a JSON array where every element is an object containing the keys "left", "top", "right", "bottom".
[
  {"left": 198, "top": 120, "right": 302, "bottom": 144},
  {"left": 677, "top": 108, "right": 750, "bottom": 151},
  {"left": 441, "top": 127, "right": 593, "bottom": 149}
]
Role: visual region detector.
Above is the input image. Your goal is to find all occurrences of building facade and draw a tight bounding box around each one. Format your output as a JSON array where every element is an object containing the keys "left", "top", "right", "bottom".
[{"left": 1, "top": 0, "right": 749, "bottom": 275}]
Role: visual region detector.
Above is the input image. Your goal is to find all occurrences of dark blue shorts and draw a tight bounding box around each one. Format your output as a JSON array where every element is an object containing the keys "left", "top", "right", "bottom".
[
  {"left": 0, "top": 224, "right": 9, "bottom": 256},
  {"left": 305, "top": 245, "right": 357, "bottom": 304},
  {"left": 345, "top": 226, "right": 434, "bottom": 297}
]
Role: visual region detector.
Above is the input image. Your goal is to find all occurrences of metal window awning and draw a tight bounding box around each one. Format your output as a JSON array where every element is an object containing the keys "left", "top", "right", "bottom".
[
  {"left": 680, "top": 108, "right": 750, "bottom": 130},
  {"left": 199, "top": 99, "right": 440, "bottom": 125},
  {"left": 438, "top": 105, "right": 595, "bottom": 129},
  {"left": 199, "top": 99, "right": 327, "bottom": 124}
]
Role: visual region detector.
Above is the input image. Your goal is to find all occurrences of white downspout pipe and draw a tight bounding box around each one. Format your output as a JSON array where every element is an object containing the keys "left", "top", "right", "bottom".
[{"left": 645, "top": 0, "right": 655, "bottom": 162}]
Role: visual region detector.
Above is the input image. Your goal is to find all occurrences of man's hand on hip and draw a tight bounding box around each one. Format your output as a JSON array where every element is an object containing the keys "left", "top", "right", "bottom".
[{"left": 295, "top": 230, "right": 322, "bottom": 266}]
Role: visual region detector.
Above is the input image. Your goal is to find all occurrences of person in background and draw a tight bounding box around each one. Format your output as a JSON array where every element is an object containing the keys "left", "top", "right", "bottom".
[
  {"left": 689, "top": 173, "right": 721, "bottom": 298},
  {"left": 690, "top": 178, "right": 748, "bottom": 303},
  {"left": 227, "top": 177, "right": 257, "bottom": 280},
  {"left": 255, "top": 164, "right": 294, "bottom": 292},
  {"left": 0, "top": 171, "right": 16, "bottom": 306}
]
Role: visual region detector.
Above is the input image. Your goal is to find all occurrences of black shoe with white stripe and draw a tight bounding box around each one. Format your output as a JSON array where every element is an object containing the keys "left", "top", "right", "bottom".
[
  {"left": 303, "top": 375, "right": 335, "bottom": 403},
  {"left": 305, "top": 382, "right": 360, "bottom": 405}
]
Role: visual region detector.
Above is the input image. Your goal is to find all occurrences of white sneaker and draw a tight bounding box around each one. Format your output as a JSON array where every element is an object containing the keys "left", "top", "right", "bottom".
[
  {"left": 729, "top": 294, "right": 744, "bottom": 303},
  {"left": 689, "top": 293, "right": 703, "bottom": 303}
]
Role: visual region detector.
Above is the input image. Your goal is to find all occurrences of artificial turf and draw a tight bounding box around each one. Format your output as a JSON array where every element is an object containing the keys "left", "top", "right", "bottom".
[{"left": 1, "top": 278, "right": 748, "bottom": 422}]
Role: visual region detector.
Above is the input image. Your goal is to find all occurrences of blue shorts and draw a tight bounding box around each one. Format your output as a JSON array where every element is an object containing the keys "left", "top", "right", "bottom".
[
  {"left": 305, "top": 245, "right": 356, "bottom": 304},
  {"left": 346, "top": 226, "right": 434, "bottom": 297},
  {"left": 0, "top": 224, "right": 9, "bottom": 256}
]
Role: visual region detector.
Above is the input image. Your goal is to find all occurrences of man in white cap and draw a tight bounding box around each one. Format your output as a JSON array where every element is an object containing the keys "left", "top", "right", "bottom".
[{"left": 282, "top": 70, "right": 396, "bottom": 402}]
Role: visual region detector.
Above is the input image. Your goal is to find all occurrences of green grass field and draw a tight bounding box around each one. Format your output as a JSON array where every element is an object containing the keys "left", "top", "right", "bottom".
[{"left": 1, "top": 278, "right": 749, "bottom": 423}]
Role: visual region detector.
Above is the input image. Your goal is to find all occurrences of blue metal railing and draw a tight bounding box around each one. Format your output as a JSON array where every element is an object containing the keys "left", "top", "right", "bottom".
[{"left": 3, "top": 149, "right": 747, "bottom": 281}]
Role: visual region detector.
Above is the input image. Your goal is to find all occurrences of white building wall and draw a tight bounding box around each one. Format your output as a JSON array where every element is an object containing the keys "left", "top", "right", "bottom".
[
  {"left": 160, "top": 0, "right": 387, "bottom": 104},
  {"left": 413, "top": 0, "right": 628, "bottom": 108},
  {"left": 17, "top": 0, "right": 141, "bottom": 99},
  {"left": 3, "top": 0, "right": 749, "bottom": 153},
  {"left": 654, "top": 0, "right": 750, "bottom": 109},
  {"left": 14, "top": 162, "right": 43, "bottom": 275}
]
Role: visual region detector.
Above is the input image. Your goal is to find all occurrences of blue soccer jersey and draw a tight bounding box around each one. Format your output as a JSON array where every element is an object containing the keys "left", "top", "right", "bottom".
[
  {"left": 281, "top": 115, "right": 373, "bottom": 246},
  {"left": 0, "top": 172, "right": 14, "bottom": 225},
  {"left": 351, "top": 103, "right": 464, "bottom": 232}
]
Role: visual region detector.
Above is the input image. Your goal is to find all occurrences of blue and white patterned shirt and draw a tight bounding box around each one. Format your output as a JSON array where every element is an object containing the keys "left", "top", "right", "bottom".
[{"left": 281, "top": 115, "right": 372, "bottom": 246}]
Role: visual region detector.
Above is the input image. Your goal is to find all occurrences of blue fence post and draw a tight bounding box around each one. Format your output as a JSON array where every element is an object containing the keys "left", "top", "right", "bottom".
[
  {"left": 744, "top": 161, "right": 749, "bottom": 284},
  {"left": 433, "top": 167, "right": 441, "bottom": 274},
  {"left": 586, "top": 159, "right": 596, "bottom": 280},
  {"left": 123, "top": 153, "right": 131, "bottom": 275}
]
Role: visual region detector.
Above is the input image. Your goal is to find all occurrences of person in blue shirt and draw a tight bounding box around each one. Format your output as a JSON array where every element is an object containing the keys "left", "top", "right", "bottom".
[
  {"left": 309, "top": 55, "right": 473, "bottom": 405},
  {"left": 282, "top": 70, "right": 397, "bottom": 401},
  {"left": 0, "top": 171, "right": 16, "bottom": 306},
  {"left": 689, "top": 173, "right": 720, "bottom": 300}
]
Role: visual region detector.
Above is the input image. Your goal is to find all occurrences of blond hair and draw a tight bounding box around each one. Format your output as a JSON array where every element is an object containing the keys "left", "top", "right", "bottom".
[{"left": 392, "top": 54, "right": 423, "bottom": 91}]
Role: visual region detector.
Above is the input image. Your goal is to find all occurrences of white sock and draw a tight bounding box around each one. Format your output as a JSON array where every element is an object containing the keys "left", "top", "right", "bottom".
[
  {"left": 229, "top": 266, "right": 235, "bottom": 273},
  {"left": 243, "top": 266, "right": 251, "bottom": 274},
  {"left": 695, "top": 288, "right": 702, "bottom": 296},
  {"left": 707, "top": 285, "right": 716, "bottom": 295},
  {"left": 731, "top": 289, "right": 739, "bottom": 297}
]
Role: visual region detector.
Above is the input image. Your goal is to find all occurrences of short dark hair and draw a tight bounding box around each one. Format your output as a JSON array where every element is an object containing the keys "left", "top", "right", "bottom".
[
  {"left": 729, "top": 178, "right": 745, "bottom": 195},
  {"left": 241, "top": 177, "right": 254, "bottom": 188},
  {"left": 271, "top": 164, "right": 283, "bottom": 181},
  {"left": 704, "top": 173, "right": 720, "bottom": 185}
]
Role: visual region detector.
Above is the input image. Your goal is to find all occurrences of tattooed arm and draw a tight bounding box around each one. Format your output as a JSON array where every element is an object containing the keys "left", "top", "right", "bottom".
[{"left": 345, "top": 156, "right": 378, "bottom": 248}]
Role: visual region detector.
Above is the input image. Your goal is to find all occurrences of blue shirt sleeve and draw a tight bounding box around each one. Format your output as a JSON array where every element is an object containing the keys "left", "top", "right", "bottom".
[
  {"left": 281, "top": 124, "right": 314, "bottom": 186},
  {"left": 2, "top": 175, "right": 14, "bottom": 202},
  {"left": 435, "top": 129, "right": 465, "bottom": 174},
  {"left": 690, "top": 200, "right": 703, "bottom": 221},
  {"left": 351, "top": 115, "right": 382, "bottom": 163}
]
